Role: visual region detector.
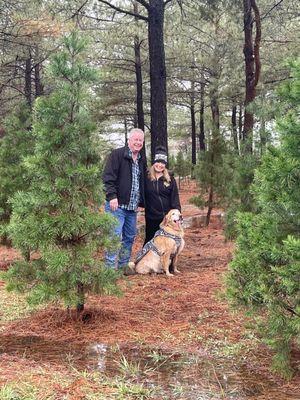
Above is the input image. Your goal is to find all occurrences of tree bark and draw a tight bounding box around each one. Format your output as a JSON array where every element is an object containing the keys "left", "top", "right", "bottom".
[
  {"left": 76, "top": 282, "right": 85, "bottom": 314},
  {"left": 206, "top": 70, "right": 220, "bottom": 226},
  {"left": 199, "top": 80, "right": 206, "bottom": 152},
  {"left": 190, "top": 81, "right": 196, "bottom": 165},
  {"left": 260, "top": 115, "right": 267, "bottom": 155},
  {"left": 124, "top": 118, "right": 128, "bottom": 142},
  {"left": 133, "top": 2, "right": 146, "bottom": 159},
  {"left": 242, "top": 0, "right": 261, "bottom": 153},
  {"left": 25, "top": 57, "right": 32, "bottom": 108},
  {"left": 231, "top": 103, "right": 239, "bottom": 153},
  {"left": 34, "top": 62, "right": 43, "bottom": 98},
  {"left": 206, "top": 183, "right": 213, "bottom": 226},
  {"left": 238, "top": 102, "right": 243, "bottom": 142},
  {"left": 148, "top": 0, "right": 167, "bottom": 162},
  {"left": 134, "top": 2, "right": 145, "bottom": 133}
]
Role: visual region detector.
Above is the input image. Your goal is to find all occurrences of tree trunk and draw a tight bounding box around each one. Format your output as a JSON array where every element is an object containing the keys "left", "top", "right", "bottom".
[
  {"left": 238, "top": 102, "right": 243, "bottom": 142},
  {"left": 34, "top": 62, "right": 43, "bottom": 98},
  {"left": 206, "top": 184, "right": 213, "bottom": 226},
  {"left": 199, "top": 80, "right": 206, "bottom": 152},
  {"left": 231, "top": 103, "right": 239, "bottom": 153},
  {"left": 260, "top": 115, "right": 267, "bottom": 155},
  {"left": 124, "top": 118, "right": 128, "bottom": 142},
  {"left": 242, "top": 0, "right": 261, "bottom": 154},
  {"left": 190, "top": 81, "right": 196, "bottom": 166},
  {"left": 133, "top": 3, "right": 146, "bottom": 159},
  {"left": 25, "top": 57, "right": 32, "bottom": 107},
  {"left": 134, "top": 2, "right": 145, "bottom": 133},
  {"left": 206, "top": 71, "right": 220, "bottom": 226},
  {"left": 210, "top": 94, "right": 220, "bottom": 132},
  {"left": 34, "top": 46, "right": 43, "bottom": 98},
  {"left": 148, "top": 0, "right": 167, "bottom": 162},
  {"left": 76, "top": 282, "right": 85, "bottom": 314}
]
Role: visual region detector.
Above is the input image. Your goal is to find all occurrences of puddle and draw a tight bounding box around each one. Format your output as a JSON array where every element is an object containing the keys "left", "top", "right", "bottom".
[
  {"left": 1, "top": 336, "right": 299, "bottom": 399},
  {"left": 83, "top": 343, "right": 294, "bottom": 399}
]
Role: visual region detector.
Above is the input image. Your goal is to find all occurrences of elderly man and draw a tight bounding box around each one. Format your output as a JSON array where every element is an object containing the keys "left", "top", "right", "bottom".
[{"left": 103, "top": 128, "right": 147, "bottom": 270}]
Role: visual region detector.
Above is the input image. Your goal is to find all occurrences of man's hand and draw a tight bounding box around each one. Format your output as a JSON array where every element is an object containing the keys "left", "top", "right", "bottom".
[{"left": 109, "top": 198, "right": 119, "bottom": 211}]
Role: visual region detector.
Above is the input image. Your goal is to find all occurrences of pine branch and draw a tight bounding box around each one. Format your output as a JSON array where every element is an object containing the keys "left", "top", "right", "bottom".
[
  {"left": 69, "top": 0, "right": 89, "bottom": 19},
  {"left": 261, "top": 0, "right": 285, "bottom": 20},
  {"left": 97, "top": 0, "right": 148, "bottom": 21},
  {"left": 135, "top": 0, "right": 150, "bottom": 10}
]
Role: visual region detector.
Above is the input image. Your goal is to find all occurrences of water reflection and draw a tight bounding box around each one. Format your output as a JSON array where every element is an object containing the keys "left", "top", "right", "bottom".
[
  {"left": 1, "top": 336, "right": 298, "bottom": 399},
  {"left": 86, "top": 343, "right": 108, "bottom": 371},
  {"left": 83, "top": 343, "right": 268, "bottom": 399}
]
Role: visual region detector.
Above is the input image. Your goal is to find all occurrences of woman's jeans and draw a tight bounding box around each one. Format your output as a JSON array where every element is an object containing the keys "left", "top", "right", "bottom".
[{"left": 105, "top": 202, "right": 137, "bottom": 269}]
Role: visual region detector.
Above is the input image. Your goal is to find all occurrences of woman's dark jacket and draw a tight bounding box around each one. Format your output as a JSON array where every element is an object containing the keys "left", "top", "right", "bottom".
[
  {"left": 102, "top": 146, "right": 147, "bottom": 207},
  {"left": 144, "top": 173, "right": 181, "bottom": 220}
]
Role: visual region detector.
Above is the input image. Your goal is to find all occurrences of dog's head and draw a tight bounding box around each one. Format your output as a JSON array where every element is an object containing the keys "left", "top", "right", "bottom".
[{"left": 161, "top": 209, "right": 183, "bottom": 231}]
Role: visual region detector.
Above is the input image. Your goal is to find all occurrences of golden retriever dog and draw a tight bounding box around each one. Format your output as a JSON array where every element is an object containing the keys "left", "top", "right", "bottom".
[{"left": 128, "top": 209, "right": 185, "bottom": 276}]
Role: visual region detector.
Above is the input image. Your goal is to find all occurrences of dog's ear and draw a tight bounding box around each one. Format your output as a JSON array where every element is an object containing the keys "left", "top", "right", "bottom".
[
  {"left": 161, "top": 210, "right": 172, "bottom": 227},
  {"left": 160, "top": 215, "right": 168, "bottom": 228}
]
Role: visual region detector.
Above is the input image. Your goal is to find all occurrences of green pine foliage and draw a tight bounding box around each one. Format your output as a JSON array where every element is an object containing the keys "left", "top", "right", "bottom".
[
  {"left": 0, "top": 105, "right": 33, "bottom": 244},
  {"left": 222, "top": 152, "right": 260, "bottom": 239},
  {"left": 226, "top": 59, "right": 300, "bottom": 377},
  {"left": 5, "top": 32, "right": 120, "bottom": 312},
  {"left": 190, "top": 134, "right": 230, "bottom": 214},
  {"left": 173, "top": 150, "right": 192, "bottom": 178}
]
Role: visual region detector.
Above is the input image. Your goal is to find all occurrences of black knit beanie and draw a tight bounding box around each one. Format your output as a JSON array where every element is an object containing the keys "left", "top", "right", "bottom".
[{"left": 153, "top": 146, "right": 168, "bottom": 164}]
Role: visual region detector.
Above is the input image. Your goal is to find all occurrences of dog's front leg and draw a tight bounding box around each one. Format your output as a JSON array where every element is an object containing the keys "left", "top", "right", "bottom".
[
  {"left": 162, "top": 252, "right": 173, "bottom": 276},
  {"left": 172, "top": 253, "right": 181, "bottom": 274}
]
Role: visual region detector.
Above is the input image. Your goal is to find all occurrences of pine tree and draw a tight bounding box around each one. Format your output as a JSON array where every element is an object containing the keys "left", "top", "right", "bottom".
[
  {"left": 190, "top": 132, "right": 230, "bottom": 225},
  {"left": 0, "top": 105, "right": 33, "bottom": 245},
  {"left": 5, "top": 32, "right": 120, "bottom": 313},
  {"left": 226, "top": 59, "right": 300, "bottom": 377}
]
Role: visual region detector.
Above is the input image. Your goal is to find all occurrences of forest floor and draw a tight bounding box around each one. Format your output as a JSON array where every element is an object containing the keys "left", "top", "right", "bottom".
[{"left": 0, "top": 180, "right": 299, "bottom": 400}]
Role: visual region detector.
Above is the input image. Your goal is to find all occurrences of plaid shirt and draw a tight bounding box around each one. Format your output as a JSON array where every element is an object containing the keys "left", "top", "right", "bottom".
[{"left": 120, "top": 150, "right": 140, "bottom": 211}]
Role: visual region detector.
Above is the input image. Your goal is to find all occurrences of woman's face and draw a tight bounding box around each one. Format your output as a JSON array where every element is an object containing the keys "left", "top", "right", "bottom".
[{"left": 153, "top": 162, "right": 166, "bottom": 173}]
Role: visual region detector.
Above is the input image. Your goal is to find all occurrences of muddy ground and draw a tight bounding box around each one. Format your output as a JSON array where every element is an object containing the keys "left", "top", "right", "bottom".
[{"left": 0, "top": 181, "right": 299, "bottom": 399}]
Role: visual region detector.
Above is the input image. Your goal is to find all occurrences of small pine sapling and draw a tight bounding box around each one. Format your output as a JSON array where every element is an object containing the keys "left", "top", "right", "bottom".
[{"left": 6, "top": 32, "right": 120, "bottom": 314}]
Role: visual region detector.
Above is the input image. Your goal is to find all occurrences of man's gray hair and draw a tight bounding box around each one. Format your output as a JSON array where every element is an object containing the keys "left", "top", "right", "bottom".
[{"left": 128, "top": 128, "right": 144, "bottom": 138}]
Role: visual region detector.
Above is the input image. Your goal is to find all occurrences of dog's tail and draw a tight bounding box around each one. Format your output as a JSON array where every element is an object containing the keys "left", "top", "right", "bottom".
[{"left": 123, "top": 261, "right": 136, "bottom": 276}]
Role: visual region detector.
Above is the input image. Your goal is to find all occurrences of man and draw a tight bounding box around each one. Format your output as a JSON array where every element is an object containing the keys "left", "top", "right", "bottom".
[{"left": 103, "top": 128, "right": 146, "bottom": 270}]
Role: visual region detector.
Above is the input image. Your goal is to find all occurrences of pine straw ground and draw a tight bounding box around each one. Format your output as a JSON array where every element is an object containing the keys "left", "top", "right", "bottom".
[{"left": 0, "top": 181, "right": 299, "bottom": 399}]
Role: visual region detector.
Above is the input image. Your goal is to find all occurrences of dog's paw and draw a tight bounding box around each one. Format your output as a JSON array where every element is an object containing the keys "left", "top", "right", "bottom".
[
  {"left": 166, "top": 272, "right": 174, "bottom": 277},
  {"left": 123, "top": 262, "right": 136, "bottom": 276}
]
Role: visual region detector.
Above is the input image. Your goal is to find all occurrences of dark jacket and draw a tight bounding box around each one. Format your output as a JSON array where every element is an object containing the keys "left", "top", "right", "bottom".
[
  {"left": 102, "top": 146, "right": 147, "bottom": 207},
  {"left": 144, "top": 173, "right": 181, "bottom": 220}
]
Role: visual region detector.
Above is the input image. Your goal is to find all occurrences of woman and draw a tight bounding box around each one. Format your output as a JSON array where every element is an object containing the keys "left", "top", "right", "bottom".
[{"left": 144, "top": 146, "right": 181, "bottom": 245}]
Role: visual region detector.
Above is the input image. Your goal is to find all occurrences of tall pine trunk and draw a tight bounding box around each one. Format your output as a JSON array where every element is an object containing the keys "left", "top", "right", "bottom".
[
  {"left": 231, "top": 102, "right": 239, "bottom": 153},
  {"left": 148, "top": 0, "right": 167, "bottom": 162},
  {"left": 25, "top": 56, "right": 32, "bottom": 108},
  {"left": 190, "top": 80, "right": 196, "bottom": 166},
  {"left": 134, "top": 2, "right": 145, "bottom": 133},
  {"left": 199, "top": 79, "right": 206, "bottom": 151},
  {"left": 242, "top": 0, "right": 261, "bottom": 154}
]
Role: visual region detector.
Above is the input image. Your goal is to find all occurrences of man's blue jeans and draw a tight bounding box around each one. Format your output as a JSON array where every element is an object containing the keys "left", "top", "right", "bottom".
[{"left": 105, "top": 202, "right": 137, "bottom": 269}]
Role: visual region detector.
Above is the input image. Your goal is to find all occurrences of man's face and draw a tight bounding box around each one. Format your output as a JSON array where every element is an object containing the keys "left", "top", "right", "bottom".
[{"left": 128, "top": 132, "right": 144, "bottom": 153}]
